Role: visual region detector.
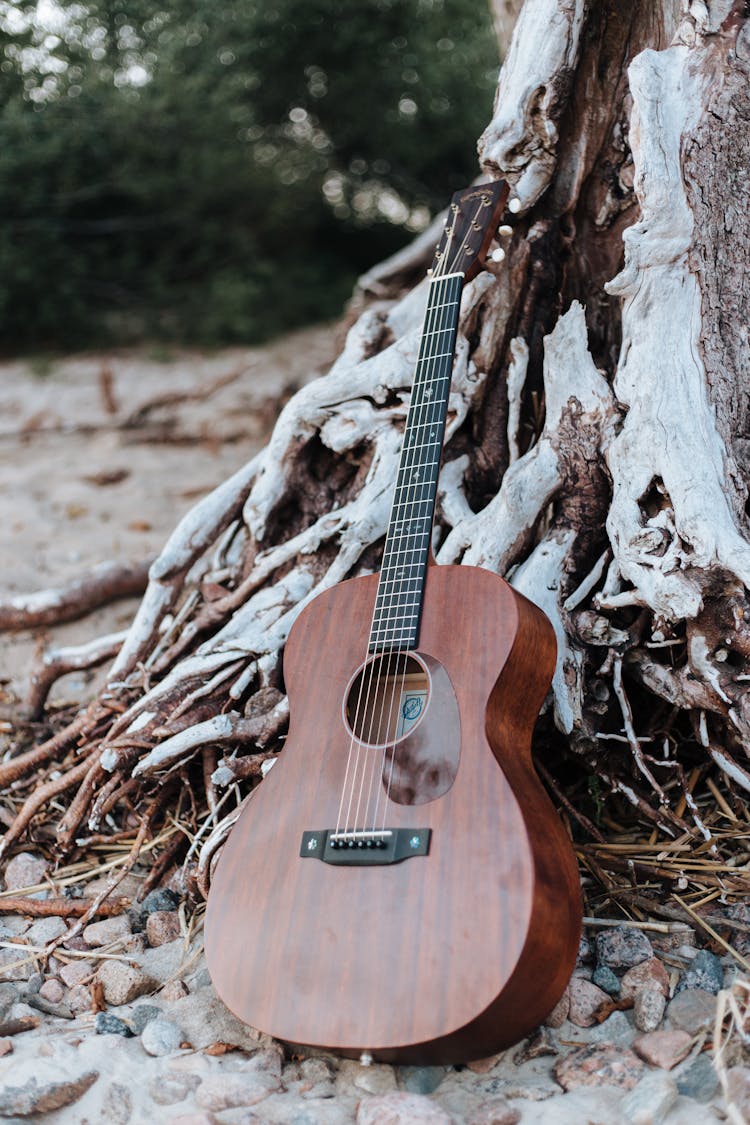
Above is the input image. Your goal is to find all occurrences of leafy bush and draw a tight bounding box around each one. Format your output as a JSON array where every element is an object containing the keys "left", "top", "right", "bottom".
[{"left": 0, "top": 0, "right": 498, "bottom": 350}]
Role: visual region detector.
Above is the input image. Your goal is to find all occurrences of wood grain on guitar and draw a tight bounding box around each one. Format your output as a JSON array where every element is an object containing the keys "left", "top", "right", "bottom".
[{"left": 205, "top": 180, "right": 582, "bottom": 1064}]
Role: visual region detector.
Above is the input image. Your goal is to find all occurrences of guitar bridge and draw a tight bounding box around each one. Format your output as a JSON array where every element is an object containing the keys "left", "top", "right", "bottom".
[{"left": 300, "top": 828, "right": 430, "bottom": 866}]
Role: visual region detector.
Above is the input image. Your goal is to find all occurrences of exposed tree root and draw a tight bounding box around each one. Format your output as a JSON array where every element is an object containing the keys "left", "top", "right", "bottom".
[
  {"left": 0, "top": 559, "right": 152, "bottom": 631},
  {"left": 1, "top": 0, "right": 750, "bottom": 932}
]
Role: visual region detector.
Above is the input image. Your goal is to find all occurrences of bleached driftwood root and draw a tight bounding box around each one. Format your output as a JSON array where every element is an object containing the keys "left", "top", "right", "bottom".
[
  {"left": 3, "top": 0, "right": 750, "bottom": 901},
  {"left": 0, "top": 559, "right": 151, "bottom": 632}
]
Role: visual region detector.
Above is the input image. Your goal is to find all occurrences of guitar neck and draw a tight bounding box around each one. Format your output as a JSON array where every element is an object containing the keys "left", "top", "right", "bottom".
[{"left": 369, "top": 271, "right": 464, "bottom": 654}]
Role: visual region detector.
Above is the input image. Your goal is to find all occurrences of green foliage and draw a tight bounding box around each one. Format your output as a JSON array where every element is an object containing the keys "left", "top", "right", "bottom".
[{"left": 0, "top": 0, "right": 498, "bottom": 350}]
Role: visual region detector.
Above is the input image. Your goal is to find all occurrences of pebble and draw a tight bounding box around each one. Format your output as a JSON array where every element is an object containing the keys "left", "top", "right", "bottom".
[
  {"left": 554, "top": 1042, "right": 644, "bottom": 1090},
  {"left": 676, "top": 949, "right": 723, "bottom": 994},
  {"left": 337, "top": 1059, "right": 397, "bottom": 1095},
  {"left": 466, "top": 1053, "right": 505, "bottom": 1075},
  {"left": 26, "top": 916, "right": 68, "bottom": 945},
  {"left": 149, "top": 1070, "right": 202, "bottom": 1106},
  {"left": 139, "top": 888, "right": 181, "bottom": 920},
  {"left": 0, "top": 915, "right": 31, "bottom": 938},
  {"left": 576, "top": 936, "right": 594, "bottom": 965},
  {"left": 146, "top": 909, "right": 181, "bottom": 947},
  {"left": 633, "top": 1029, "right": 693, "bottom": 1069},
  {"left": 59, "top": 960, "right": 93, "bottom": 988},
  {"left": 620, "top": 956, "right": 669, "bottom": 1000},
  {"left": 595, "top": 926, "right": 653, "bottom": 972},
  {"left": 3, "top": 852, "right": 49, "bottom": 892},
  {"left": 665, "top": 987, "right": 717, "bottom": 1033},
  {"left": 0, "top": 1069, "right": 98, "bottom": 1115},
  {"left": 544, "top": 986, "right": 570, "bottom": 1028},
  {"left": 395, "top": 1066, "right": 447, "bottom": 1095},
  {"left": 171, "top": 1115, "right": 219, "bottom": 1125},
  {"left": 467, "top": 1098, "right": 520, "bottom": 1125},
  {"left": 567, "top": 977, "right": 609, "bottom": 1027},
  {"left": 621, "top": 1071, "right": 677, "bottom": 1125},
  {"left": 195, "top": 1071, "right": 280, "bottom": 1111},
  {"left": 38, "top": 978, "right": 65, "bottom": 1004},
  {"left": 675, "top": 1053, "right": 719, "bottom": 1102},
  {"left": 62, "top": 933, "right": 90, "bottom": 952},
  {"left": 292, "top": 1055, "right": 336, "bottom": 1098},
  {"left": 0, "top": 983, "right": 20, "bottom": 1020},
  {"left": 95, "top": 960, "right": 156, "bottom": 1006},
  {"left": 95, "top": 1012, "right": 134, "bottom": 1038},
  {"left": 587, "top": 1009, "right": 635, "bottom": 1047},
  {"left": 651, "top": 924, "right": 696, "bottom": 953},
  {"left": 67, "top": 983, "right": 94, "bottom": 1014},
  {"left": 26, "top": 971, "right": 42, "bottom": 994},
  {"left": 166, "top": 985, "right": 263, "bottom": 1051},
  {"left": 634, "top": 988, "right": 667, "bottom": 1032},
  {"left": 512, "top": 1027, "right": 557, "bottom": 1064},
  {"left": 101, "top": 1081, "right": 132, "bottom": 1125},
  {"left": 592, "top": 965, "right": 621, "bottom": 996},
  {"left": 141, "top": 1017, "right": 184, "bottom": 1056},
  {"left": 725, "top": 903, "right": 750, "bottom": 956},
  {"left": 83, "top": 915, "right": 132, "bottom": 948},
  {"left": 356, "top": 1091, "right": 453, "bottom": 1124},
  {"left": 130, "top": 1003, "right": 162, "bottom": 1034},
  {"left": 724, "top": 1065, "right": 750, "bottom": 1117},
  {"left": 161, "top": 978, "right": 190, "bottom": 1001},
  {"left": 0, "top": 947, "right": 34, "bottom": 983}
]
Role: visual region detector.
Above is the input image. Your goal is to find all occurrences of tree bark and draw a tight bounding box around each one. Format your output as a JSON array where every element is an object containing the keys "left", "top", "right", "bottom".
[{"left": 4, "top": 0, "right": 750, "bottom": 894}]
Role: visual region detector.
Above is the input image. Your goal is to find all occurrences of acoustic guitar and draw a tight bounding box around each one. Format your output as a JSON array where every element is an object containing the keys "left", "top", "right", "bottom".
[{"left": 205, "top": 180, "right": 581, "bottom": 1064}]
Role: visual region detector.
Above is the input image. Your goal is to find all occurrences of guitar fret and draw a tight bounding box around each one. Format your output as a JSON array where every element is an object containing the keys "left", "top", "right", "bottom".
[
  {"left": 415, "top": 350, "right": 454, "bottom": 363},
  {"left": 375, "top": 603, "right": 423, "bottom": 618}
]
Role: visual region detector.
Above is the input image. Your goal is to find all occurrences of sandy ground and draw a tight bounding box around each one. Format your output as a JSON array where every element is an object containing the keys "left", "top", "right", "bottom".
[{"left": 0, "top": 325, "right": 340, "bottom": 713}]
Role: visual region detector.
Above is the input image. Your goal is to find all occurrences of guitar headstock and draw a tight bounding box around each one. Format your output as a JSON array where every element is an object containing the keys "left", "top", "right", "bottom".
[{"left": 430, "top": 180, "right": 510, "bottom": 283}]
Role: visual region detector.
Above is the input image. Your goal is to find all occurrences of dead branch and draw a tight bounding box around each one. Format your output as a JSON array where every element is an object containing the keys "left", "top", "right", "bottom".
[
  {"left": 0, "top": 560, "right": 152, "bottom": 632},
  {"left": 0, "top": 896, "right": 129, "bottom": 917}
]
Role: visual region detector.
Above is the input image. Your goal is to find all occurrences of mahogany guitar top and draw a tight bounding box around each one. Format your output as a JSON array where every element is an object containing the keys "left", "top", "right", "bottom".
[{"left": 205, "top": 562, "right": 581, "bottom": 1063}]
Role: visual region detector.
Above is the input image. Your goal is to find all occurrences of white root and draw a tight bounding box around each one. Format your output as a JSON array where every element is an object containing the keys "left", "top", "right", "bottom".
[
  {"left": 479, "top": 0, "right": 587, "bottom": 207},
  {"left": 110, "top": 457, "right": 262, "bottom": 678},
  {"left": 511, "top": 529, "right": 582, "bottom": 732},
  {"left": 605, "top": 44, "right": 750, "bottom": 621},
  {"left": 438, "top": 301, "right": 616, "bottom": 573},
  {"left": 134, "top": 697, "right": 290, "bottom": 777},
  {"left": 506, "top": 336, "right": 528, "bottom": 464}
]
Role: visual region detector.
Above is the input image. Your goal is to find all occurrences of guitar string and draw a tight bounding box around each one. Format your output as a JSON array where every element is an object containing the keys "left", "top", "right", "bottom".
[
  {"left": 344, "top": 265, "right": 456, "bottom": 837},
  {"left": 367, "top": 277, "right": 463, "bottom": 831},
  {"left": 374, "top": 284, "right": 459, "bottom": 830},
  {"left": 348, "top": 268, "right": 457, "bottom": 835},
  {"left": 362, "top": 212, "right": 480, "bottom": 833},
  {"left": 357, "top": 306, "right": 457, "bottom": 833},
  {"left": 337, "top": 196, "right": 485, "bottom": 838},
  {"left": 333, "top": 267, "right": 451, "bottom": 837},
  {"left": 374, "top": 202, "right": 485, "bottom": 830}
]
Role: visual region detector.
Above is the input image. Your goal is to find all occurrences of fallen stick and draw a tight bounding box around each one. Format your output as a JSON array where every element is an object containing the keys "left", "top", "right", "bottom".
[
  {"left": 0, "top": 1016, "right": 39, "bottom": 1037},
  {"left": 0, "top": 559, "right": 153, "bottom": 631},
  {"left": 0, "top": 896, "right": 130, "bottom": 918}
]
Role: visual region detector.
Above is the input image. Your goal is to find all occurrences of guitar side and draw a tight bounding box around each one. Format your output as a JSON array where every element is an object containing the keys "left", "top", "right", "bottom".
[{"left": 204, "top": 562, "right": 581, "bottom": 1063}]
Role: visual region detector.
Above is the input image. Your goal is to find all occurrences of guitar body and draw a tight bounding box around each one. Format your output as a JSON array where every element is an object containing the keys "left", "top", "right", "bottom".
[{"left": 205, "top": 562, "right": 581, "bottom": 1063}]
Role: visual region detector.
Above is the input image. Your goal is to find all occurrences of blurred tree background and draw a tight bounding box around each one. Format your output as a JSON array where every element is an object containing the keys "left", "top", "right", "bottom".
[{"left": 0, "top": 0, "right": 499, "bottom": 351}]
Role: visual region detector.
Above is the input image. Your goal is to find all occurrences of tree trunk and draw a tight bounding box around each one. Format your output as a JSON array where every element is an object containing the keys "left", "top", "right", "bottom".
[{"left": 5, "top": 0, "right": 750, "bottom": 906}]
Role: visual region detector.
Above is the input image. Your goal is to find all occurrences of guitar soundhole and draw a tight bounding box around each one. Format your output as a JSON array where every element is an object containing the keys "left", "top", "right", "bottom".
[
  {"left": 344, "top": 652, "right": 460, "bottom": 806},
  {"left": 345, "top": 653, "right": 429, "bottom": 748}
]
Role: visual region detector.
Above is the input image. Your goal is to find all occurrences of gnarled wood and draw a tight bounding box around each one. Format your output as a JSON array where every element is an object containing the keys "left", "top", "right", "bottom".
[{"left": 2, "top": 0, "right": 749, "bottom": 937}]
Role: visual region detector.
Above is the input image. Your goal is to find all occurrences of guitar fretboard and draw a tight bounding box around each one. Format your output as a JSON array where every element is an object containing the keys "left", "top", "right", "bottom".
[{"left": 368, "top": 271, "right": 464, "bottom": 653}]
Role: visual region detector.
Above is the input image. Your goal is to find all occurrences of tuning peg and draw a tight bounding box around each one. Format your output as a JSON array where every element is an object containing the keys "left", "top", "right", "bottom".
[
  {"left": 497, "top": 224, "right": 513, "bottom": 238},
  {"left": 490, "top": 248, "right": 506, "bottom": 263},
  {"left": 508, "top": 197, "right": 522, "bottom": 214}
]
